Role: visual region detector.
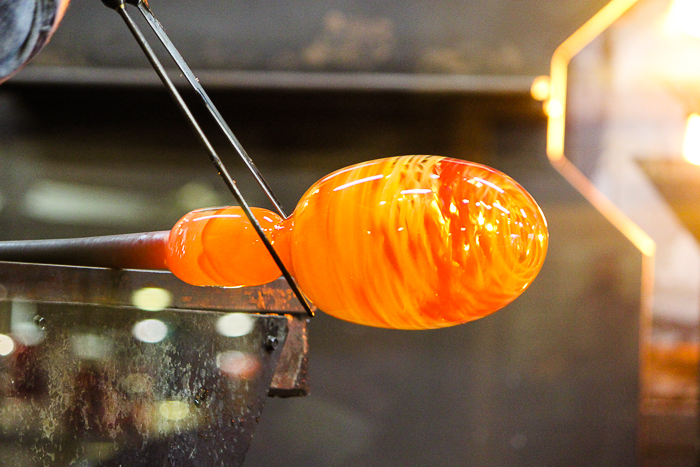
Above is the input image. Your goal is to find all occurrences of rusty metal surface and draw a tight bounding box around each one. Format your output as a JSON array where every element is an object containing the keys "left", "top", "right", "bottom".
[
  {"left": 269, "top": 316, "right": 309, "bottom": 398},
  {"left": 0, "top": 260, "right": 305, "bottom": 314}
]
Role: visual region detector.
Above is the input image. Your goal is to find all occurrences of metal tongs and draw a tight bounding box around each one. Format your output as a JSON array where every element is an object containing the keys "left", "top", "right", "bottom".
[{"left": 99, "top": 0, "right": 313, "bottom": 316}]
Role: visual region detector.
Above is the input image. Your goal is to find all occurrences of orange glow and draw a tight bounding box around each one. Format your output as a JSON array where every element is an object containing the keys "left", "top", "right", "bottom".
[
  {"left": 530, "top": 76, "right": 551, "bottom": 101},
  {"left": 546, "top": 0, "right": 655, "bottom": 428},
  {"left": 217, "top": 351, "right": 260, "bottom": 380},
  {"left": 546, "top": 0, "right": 654, "bottom": 258},
  {"left": 665, "top": 0, "right": 700, "bottom": 39},
  {"left": 166, "top": 156, "right": 548, "bottom": 330},
  {"left": 56, "top": 0, "right": 71, "bottom": 24},
  {"left": 683, "top": 114, "right": 700, "bottom": 165},
  {"left": 166, "top": 207, "right": 285, "bottom": 287},
  {"left": 543, "top": 99, "right": 564, "bottom": 118},
  {"left": 547, "top": 0, "right": 640, "bottom": 162}
]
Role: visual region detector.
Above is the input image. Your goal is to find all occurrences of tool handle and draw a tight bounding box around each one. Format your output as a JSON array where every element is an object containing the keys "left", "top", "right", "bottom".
[{"left": 0, "top": 231, "right": 169, "bottom": 270}]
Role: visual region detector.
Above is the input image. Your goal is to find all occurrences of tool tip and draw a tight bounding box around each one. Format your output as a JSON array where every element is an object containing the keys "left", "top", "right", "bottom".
[{"left": 99, "top": 0, "right": 125, "bottom": 10}]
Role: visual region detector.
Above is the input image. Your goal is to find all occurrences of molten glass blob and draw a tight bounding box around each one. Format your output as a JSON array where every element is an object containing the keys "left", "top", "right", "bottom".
[{"left": 166, "top": 156, "right": 548, "bottom": 330}]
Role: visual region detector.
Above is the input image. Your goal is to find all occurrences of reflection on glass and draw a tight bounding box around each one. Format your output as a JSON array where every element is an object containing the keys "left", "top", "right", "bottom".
[
  {"left": 131, "top": 287, "right": 172, "bottom": 311},
  {"left": 683, "top": 113, "right": 700, "bottom": 165},
  {"left": 11, "top": 302, "right": 44, "bottom": 346},
  {"left": 158, "top": 400, "right": 190, "bottom": 421},
  {"left": 665, "top": 0, "right": 700, "bottom": 38},
  {"left": 0, "top": 334, "right": 14, "bottom": 356},
  {"left": 332, "top": 174, "right": 384, "bottom": 191},
  {"left": 132, "top": 319, "right": 168, "bottom": 343},
  {"left": 71, "top": 334, "right": 113, "bottom": 360},
  {"left": 216, "top": 350, "right": 260, "bottom": 380},
  {"left": 530, "top": 75, "right": 551, "bottom": 101},
  {"left": 124, "top": 373, "right": 154, "bottom": 394},
  {"left": 0, "top": 298, "right": 280, "bottom": 465},
  {"left": 544, "top": 98, "right": 564, "bottom": 118},
  {"left": 216, "top": 313, "right": 255, "bottom": 337}
]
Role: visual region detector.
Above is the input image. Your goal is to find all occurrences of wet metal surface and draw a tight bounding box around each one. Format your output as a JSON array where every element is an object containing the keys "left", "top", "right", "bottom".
[
  {"left": 0, "top": 304, "right": 289, "bottom": 466},
  {"left": 0, "top": 261, "right": 306, "bottom": 466}
]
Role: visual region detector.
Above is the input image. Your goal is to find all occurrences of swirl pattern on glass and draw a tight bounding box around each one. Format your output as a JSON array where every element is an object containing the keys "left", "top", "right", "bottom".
[
  {"left": 289, "top": 156, "right": 548, "bottom": 329},
  {"left": 165, "top": 156, "right": 548, "bottom": 330}
]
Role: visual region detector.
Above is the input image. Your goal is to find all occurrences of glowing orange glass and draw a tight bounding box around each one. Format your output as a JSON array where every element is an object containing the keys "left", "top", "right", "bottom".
[{"left": 166, "top": 156, "right": 548, "bottom": 329}]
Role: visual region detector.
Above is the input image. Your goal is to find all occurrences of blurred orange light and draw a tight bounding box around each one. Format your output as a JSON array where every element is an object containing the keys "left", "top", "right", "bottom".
[
  {"left": 666, "top": 0, "right": 700, "bottom": 39},
  {"left": 546, "top": 0, "right": 656, "bottom": 267},
  {"left": 531, "top": 76, "right": 551, "bottom": 101},
  {"left": 547, "top": 0, "right": 639, "bottom": 161},
  {"left": 217, "top": 350, "right": 260, "bottom": 380},
  {"left": 543, "top": 99, "right": 564, "bottom": 118},
  {"left": 683, "top": 113, "right": 700, "bottom": 165}
]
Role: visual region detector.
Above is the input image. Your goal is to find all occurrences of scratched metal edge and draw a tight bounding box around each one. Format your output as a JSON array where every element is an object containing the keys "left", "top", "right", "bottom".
[
  {"left": 268, "top": 316, "right": 309, "bottom": 397},
  {"left": 0, "top": 260, "right": 305, "bottom": 313}
]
